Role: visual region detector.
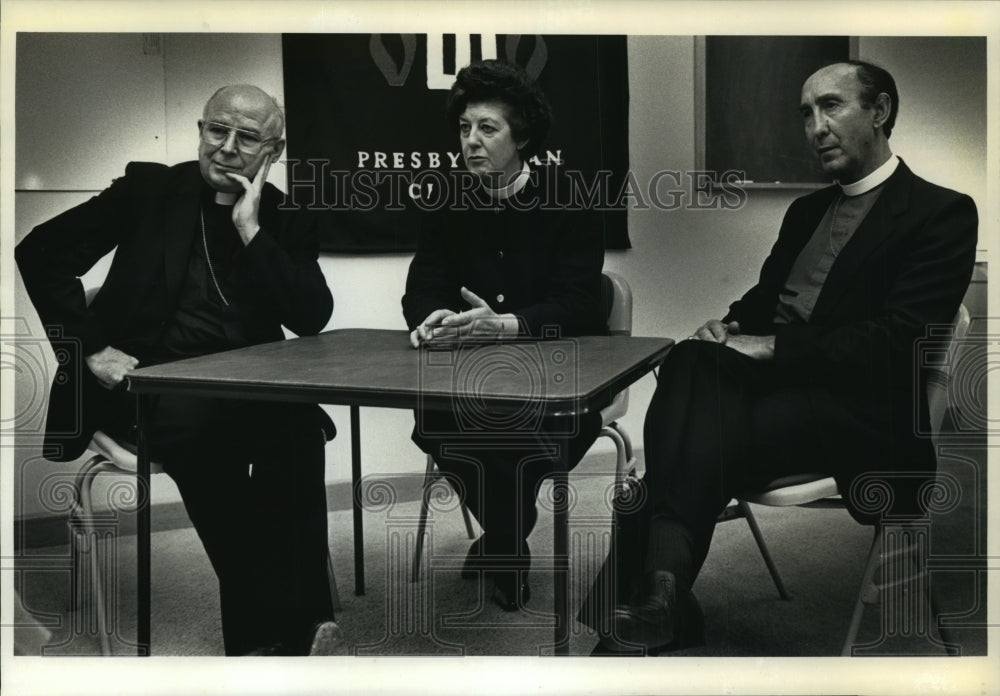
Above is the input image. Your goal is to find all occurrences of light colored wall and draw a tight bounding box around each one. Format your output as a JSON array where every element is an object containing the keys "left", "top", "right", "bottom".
[
  {"left": 163, "top": 34, "right": 287, "bottom": 168},
  {"left": 858, "top": 36, "right": 987, "bottom": 215},
  {"left": 12, "top": 34, "right": 988, "bottom": 519},
  {"left": 15, "top": 34, "right": 166, "bottom": 191}
]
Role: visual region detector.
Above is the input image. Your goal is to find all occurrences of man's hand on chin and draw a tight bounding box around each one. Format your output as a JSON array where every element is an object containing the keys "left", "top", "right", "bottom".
[{"left": 227, "top": 155, "right": 272, "bottom": 245}]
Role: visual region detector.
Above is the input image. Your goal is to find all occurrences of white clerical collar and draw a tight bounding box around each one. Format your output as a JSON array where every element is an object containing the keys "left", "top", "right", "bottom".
[
  {"left": 839, "top": 155, "right": 899, "bottom": 196},
  {"left": 214, "top": 191, "right": 239, "bottom": 205},
  {"left": 485, "top": 162, "right": 531, "bottom": 200}
]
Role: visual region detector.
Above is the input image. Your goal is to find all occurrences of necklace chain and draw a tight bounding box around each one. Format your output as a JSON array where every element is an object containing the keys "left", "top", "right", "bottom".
[
  {"left": 200, "top": 207, "right": 230, "bottom": 307},
  {"left": 827, "top": 194, "right": 844, "bottom": 258}
]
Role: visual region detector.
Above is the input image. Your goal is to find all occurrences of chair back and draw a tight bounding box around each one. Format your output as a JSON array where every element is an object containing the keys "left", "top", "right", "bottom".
[
  {"left": 602, "top": 271, "right": 633, "bottom": 336},
  {"left": 926, "top": 304, "right": 971, "bottom": 437},
  {"left": 599, "top": 272, "right": 634, "bottom": 423}
]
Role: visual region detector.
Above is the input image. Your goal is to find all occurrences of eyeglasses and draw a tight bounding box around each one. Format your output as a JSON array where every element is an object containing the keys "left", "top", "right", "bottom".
[{"left": 198, "top": 120, "right": 278, "bottom": 155}]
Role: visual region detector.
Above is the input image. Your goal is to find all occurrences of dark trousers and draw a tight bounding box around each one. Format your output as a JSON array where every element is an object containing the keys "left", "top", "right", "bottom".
[
  {"left": 412, "top": 408, "right": 603, "bottom": 562},
  {"left": 640, "top": 339, "right": 825, "bottom": 586},
  {"left": 103, "top": 389, "right": 334, "bottom": 655}
]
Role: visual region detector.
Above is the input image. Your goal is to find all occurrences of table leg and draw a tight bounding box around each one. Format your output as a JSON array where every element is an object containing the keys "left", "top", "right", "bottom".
[
  {"left": 552, "top": 445, "right": 570, "bottom": 656},
  {"left": 351, "top": 405, "right": 365, "bottom": 595},
  {"left": 136, "top": 394, "right": 151, "bottom": 656}
]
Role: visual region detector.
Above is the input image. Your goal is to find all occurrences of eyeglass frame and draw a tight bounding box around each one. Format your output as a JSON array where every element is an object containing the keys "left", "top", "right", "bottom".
[{"left": 198, "top": 119, "right": 281, "bottom": 155}]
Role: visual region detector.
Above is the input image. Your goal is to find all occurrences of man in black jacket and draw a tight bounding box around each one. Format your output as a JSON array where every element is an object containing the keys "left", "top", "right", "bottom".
[
  {"left": 600, "top": 61, "right": 977, "bottom": 653},
  {"left": 16, "top": 85, "right": 341, "bottom": 656}
]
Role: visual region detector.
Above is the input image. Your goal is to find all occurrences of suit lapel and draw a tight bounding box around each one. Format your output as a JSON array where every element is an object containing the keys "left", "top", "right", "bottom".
[
  {"left": 161, "top": 167, "right": 203, "bottom": 305},
  {"left": 809, "top": 161, "right": 913, "bottom": 322}
]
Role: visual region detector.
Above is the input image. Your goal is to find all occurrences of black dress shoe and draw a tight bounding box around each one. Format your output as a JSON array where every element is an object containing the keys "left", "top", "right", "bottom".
[
  {"left": 589, "top": 640, "right": 645, "bottom": 656},
  {"left": 491, "top": 571, "right": 531, "bottom": 612},
  {"left": 605, "top": 571, "right": 704, "bottom": 651},
  {"left": 242, "top": 643, "right": 283, "bottom": 656}
]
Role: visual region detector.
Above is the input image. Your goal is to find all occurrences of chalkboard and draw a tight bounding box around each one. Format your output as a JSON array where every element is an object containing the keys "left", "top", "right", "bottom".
[{"left": 701, "top": 36, "right": 852, "bottom": 185}]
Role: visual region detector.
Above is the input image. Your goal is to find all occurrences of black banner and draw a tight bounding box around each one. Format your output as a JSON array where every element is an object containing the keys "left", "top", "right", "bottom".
[{"left": 281, "top": 33, "right": 631, "bottom": 253}]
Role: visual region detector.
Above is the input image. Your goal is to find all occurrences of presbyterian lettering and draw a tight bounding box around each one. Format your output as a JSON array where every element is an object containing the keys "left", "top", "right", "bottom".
[
  {"left": 355, "top": 150, "right": 564, "bottom": 169},
  {"left": 357, "top": 151, "right": 456, "bottom": 169}
]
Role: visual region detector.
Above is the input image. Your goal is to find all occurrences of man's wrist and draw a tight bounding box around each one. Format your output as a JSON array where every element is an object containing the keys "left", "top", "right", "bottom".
[{"left": 761, "top": 335, "right": 776, "bottom": 359}]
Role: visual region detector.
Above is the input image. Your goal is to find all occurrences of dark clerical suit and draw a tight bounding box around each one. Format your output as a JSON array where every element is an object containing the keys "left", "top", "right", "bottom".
[
  {"left": 584, "top": 159, "right": 977, "bottom": 626},
  {"left": 16, "top": 161, "right": 335, "bottom": 655},
  {"left": 402, "top": 173, "right": 607, "bottom": 567}
]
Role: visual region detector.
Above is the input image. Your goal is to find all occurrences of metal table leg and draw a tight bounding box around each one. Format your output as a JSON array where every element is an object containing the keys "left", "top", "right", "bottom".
[
  {"left": 351, "top": 405, "right": 365, "bottom": 595},
  {"left": 552, "top": 445, "right": 570, "bottom": 656},
  {"left": 136, "top": 394, "right": 151, "bottom": 656}
]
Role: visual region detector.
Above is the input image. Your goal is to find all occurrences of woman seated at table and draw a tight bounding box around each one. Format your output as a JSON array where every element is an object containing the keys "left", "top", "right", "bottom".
[{"left": 402, "top": 59, "right": 606, "bottom": 611}]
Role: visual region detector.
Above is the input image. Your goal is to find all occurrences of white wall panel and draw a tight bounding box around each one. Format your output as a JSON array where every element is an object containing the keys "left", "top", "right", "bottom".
[{"left": 16, "top": 33, "right": 166, "bottom": 191}]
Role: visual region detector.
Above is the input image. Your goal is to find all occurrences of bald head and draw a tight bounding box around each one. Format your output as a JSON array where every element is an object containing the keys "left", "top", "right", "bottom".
[
  {"left": 203, "top": 84, "right": 285, "bottom": 139},
  {"left": 198, "top": 84, "right": 287, "bottom": 192}
]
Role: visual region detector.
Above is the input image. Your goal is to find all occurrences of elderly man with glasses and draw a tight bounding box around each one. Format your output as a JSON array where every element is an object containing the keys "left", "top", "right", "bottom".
[{"left": 16, "top": 85, "right": 341, "bottom": 656}]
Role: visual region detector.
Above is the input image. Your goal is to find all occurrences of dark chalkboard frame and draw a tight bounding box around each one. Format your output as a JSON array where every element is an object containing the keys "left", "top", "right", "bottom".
[{"left": 695, "top": 36, "right": 859, "bottom": 189}]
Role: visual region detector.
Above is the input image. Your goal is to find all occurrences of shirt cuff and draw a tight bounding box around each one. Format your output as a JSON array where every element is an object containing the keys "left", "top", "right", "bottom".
[{"left": 499, "top": 314, "right": 521, "bottom": 338}]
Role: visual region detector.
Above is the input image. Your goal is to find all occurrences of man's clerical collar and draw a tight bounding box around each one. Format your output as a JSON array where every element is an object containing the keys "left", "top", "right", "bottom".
[
  {"left": 214, "top": 191, "right": 239, "bottom": 205},
  {"left": 484, "top": 162, "right": 531, "bottom": 201},
  {"left": 839, "top": 155, "right": 899, "bottom": 196}
]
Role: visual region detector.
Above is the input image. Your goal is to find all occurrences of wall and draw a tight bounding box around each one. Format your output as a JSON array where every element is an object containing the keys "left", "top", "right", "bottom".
[
  {"left": 859, "top": 36, "right": 987, "bottom": 212},
  {"left": 11, "top": 33, "right": 988, "bottom": 520}
]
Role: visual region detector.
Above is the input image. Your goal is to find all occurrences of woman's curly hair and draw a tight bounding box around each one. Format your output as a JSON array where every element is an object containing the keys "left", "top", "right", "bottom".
[{"left": 446, "top": 59, "right": 552, "bottom": 159}]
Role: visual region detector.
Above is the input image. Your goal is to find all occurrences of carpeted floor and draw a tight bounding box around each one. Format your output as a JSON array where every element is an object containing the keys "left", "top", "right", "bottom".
[{"left": 14, "top": 438, "right": 987, "bottom": 658}]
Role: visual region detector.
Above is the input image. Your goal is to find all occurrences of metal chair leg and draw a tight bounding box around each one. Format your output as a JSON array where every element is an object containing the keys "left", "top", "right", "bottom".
[
  {"left": 608, "top": 421, "right": 635, "bottom": 469},
  {"left": 411, "top": 454, "right": 436, "bottom": 582},
  {"left": 69, "top": 455, "right": 106, "bottom": 613},
  {"left": 71, "top": 455, "right": 119, "bottom": 656},
  {"left": 842, "top": 527, "right": 883, "bottom": 656},
  {"left": 601, "top": 425, "right": 629, "bottom": 491},
  {"left": 90, "top": 528, "right": 112, "bottom": 656},
  {"left": 739, "top": 501, "right": 791, "bottom": 600}
]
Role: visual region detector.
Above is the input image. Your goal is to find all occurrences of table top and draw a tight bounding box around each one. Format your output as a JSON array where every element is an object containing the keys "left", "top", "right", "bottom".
[{"left": 127, "top": 329, "right": 673, "bottom": 415}]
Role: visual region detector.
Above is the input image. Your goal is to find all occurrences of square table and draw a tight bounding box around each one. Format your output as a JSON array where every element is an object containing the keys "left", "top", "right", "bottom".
[{"left": 127, "top": 328, "right": 673, "bottom": 655}]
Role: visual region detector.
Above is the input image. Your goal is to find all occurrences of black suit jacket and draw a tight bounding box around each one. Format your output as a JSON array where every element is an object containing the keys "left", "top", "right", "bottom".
[
  {"left": 16, "top": 161, "right": 333, "bottom": 461},
  {"left": 723, "top": 160, "right": 977, "bottom": 520},
  {"left": 401, "top": 173, "right": 607, "bottom": 338}
]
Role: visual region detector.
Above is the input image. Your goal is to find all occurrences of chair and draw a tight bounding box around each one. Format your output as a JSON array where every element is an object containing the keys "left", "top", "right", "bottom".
[
  {"left": 410, "top": 271, "right": 637, "bottom": 581},
  {"left": 69, "top": 288, "right": 341, "bottom": 654},
  {"left": 721, "top": 304, "right": 971, "bottom": 655},
  {"left": 70, "top": 425, "right": 342, "bottom": 655}
]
